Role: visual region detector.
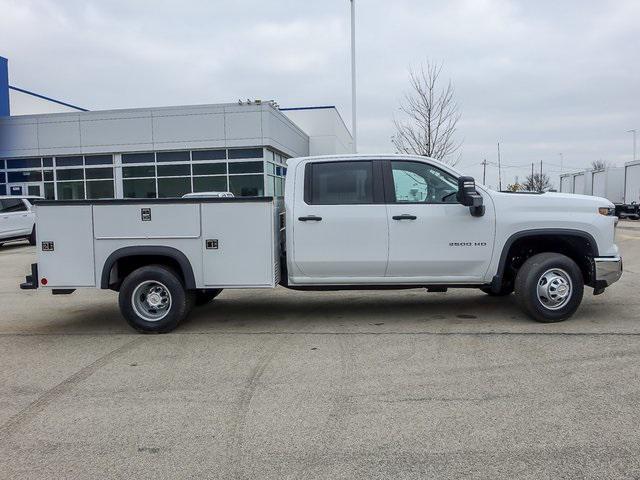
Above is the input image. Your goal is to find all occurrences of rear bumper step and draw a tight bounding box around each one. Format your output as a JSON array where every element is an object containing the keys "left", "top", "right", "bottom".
[{"left": 20, "top": 263, "right": 38, "bottom": 290}]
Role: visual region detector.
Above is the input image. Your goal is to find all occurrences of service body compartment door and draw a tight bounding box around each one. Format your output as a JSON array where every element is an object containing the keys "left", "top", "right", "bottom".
[
  {"left": 93, "top": 203, "right": 200, "bottom": 239},
  {"left": 36, "top": 205, "right": 95, "bottom": 287},
  {"left": 202, "top": 201, "right": 276, "bottom": 287}
]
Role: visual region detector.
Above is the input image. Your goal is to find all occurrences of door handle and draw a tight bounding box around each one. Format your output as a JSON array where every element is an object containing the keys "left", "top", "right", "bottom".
[
  {"left": 392, "top": 214, "right": 417, "bottom": 220},
  {"left": 298, "top": 215, "right": 323, "bottom": 222}
]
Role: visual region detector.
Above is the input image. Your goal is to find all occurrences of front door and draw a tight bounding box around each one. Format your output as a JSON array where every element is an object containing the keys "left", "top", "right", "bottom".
[
  {"left": 384, "top": 159, "right": 495, "bottom": 283},
  {"left": 291, "top": 159, "right": 389, "bottom": 283}
]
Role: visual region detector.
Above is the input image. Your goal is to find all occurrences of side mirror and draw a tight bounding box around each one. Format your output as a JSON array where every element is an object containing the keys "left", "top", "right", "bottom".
[{"left": 456, "top": 176, "right": 485, "bottom": 217}]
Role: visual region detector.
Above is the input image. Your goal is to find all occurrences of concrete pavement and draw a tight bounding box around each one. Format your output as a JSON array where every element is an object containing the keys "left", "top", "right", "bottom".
[{"left": 1, "top": 222, "right": 639, "bottom": 479}]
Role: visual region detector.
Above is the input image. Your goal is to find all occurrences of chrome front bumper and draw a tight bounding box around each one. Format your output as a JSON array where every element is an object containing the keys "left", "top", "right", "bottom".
[{"left": 594, "top": 256, "right": 623, "bottom": 287}]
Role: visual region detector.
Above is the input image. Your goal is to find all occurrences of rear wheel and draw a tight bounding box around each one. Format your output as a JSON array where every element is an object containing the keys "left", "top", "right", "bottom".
[
  {"left": 194, "top": 289, "right": 223, "bottom": 306},
  {"left": 514, "top": 253, "right": 584, "bottom": 323},
  {"left": 119, "top": 265, "right": 193, "bottom": 333}
]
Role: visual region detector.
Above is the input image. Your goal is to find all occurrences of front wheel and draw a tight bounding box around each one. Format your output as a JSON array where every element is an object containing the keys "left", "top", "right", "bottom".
[
  {"left": 119, "top": 265, "right": 193, "bottom": 333},
  {"left": 514, "top": 253, "right": 584, "bottom": 323}
]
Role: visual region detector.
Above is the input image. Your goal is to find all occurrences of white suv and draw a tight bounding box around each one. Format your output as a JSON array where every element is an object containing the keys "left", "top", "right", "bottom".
[{"left": 0, "top": 196, "right": 38, "bottom": 247}]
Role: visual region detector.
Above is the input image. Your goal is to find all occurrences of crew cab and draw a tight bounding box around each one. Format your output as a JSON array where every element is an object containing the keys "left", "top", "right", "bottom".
[
  {"left": 20, "top": 154, "right": 622, "bottom": 332},
  {"left": 1, "top": 196, "right": 38, "bottom": 247}
]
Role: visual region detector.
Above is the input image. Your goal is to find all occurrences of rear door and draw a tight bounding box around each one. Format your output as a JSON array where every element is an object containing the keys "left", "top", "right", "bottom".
[
  {"left": 384, "top": 159, "right": 495, "bottom": 283},
  {"left": 291, "top": 160, "right": 389, "bottom": 283}
]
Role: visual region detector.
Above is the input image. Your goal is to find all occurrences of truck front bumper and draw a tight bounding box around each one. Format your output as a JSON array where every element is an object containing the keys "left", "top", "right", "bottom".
[{"left": 593, "top": 256, "right": 622, "bottom": 290}]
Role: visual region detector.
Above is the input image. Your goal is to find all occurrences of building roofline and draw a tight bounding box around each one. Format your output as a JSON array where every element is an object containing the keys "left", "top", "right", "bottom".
[
  {"left": 279, "top": 105, "right": 336, "bottom": 111},
  {"left": 9, "top": 85, "right": 88, "bottom": 112}
]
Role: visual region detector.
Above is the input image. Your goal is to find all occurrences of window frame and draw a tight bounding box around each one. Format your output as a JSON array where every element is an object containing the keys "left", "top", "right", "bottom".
[
  {"left": 303, "top": 160, "right": 384, "bottom": 205},
  {"left": 382, "top": 159, "right": 460, "bottom": 205}
]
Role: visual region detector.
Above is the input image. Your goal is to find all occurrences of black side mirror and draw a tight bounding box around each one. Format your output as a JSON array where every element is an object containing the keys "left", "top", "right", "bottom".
[{"left": 456, "top": 176, "right": 485, "bottom": 217}]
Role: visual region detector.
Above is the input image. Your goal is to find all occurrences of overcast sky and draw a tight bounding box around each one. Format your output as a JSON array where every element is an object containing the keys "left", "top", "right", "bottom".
[{"left": 1, "top": 0, "right": 639, "bottom": 187}]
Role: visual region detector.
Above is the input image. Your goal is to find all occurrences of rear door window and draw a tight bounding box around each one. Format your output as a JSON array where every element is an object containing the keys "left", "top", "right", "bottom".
[
  {"left": 307, "top": 161, "right": 375, "bottom": 205},
  {"left": 1, "top": 199, "right": 28, "bottom": 213}
]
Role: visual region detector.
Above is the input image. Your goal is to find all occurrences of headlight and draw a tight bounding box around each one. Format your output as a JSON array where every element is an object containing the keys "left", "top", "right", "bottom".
[{"left": 598, "top": 206, "right": 615, "bottom": 216}]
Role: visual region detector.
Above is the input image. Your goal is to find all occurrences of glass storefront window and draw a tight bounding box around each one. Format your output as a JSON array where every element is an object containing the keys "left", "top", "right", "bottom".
[
  {"left": 156, "top": 151, "right": 190, "bottom": 162},
  {"left": 123, "top": 166, "right": 155, "bottom": 178},
  {"left": 192, "top": 149, "right": 226, "bottom": 161},
  {"left": 124, "top": 178, "right": 156, "bottom": 198},
  {"left": 158, "top": 177, "right": 191, "bottom": 198},
  {"left": 266, "top": 176, "right": 275, "bottom": 196},
  {"left": 228, "top": 148, "right": 262, "bottom": 159},
  {"left": 8, "top": 171, "right": 42, "bottom": 182},
  {"left": 0, "top": 184, "right": 6, "bottom": 195},
  {"left": 86, "top": 168, "right": 114, "bottom": 180},
  {"left": 228, "top": 161, "right": 263, "bottom": 174},
  {"left": 56, "top": 156, "right": 83, "bottom": 167},
  {"left": 193, "top": 176, "right": 227, "bottom": 193},
  {"left": 84, "top": 155, "right": 113, "bottom": 166},
  {"left": 56, "top": 169, "right": 84, "bottom": 181},
  {"left": 58, "top": 181, "right": 85, "bottom": 200},
  {"left": 229, "top": 174, "right": 264, "bottom": 197},
  {"left": 122, "top": 152, "right": 155, "bottom": 164},
  {"left": 44, "top": 170, "right": 54, "bottom": 181},
  {"left": 157, "top": 164, "right": 190, "bottom": 177},
  {"left": 193, "top": 163, "right": 226, "bottom": 175},
  {"left": 6, "top": 158, "right": 41, "bottom": 169},
  {"left": 44, "top": 182, "right": 55, "bottom": 200},
  {"left": 87, "top": 180, "right": 115, "bottom": 199}
]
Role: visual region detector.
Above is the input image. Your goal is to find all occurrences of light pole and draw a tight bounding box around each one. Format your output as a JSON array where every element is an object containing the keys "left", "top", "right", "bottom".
[
  {"left": 558, "top": 152, "right": 564, "bottom": 172},
  {"left": 628, "top": 129, "right": 637, "bottom": 161},
  {"left": 350, "top": 0, "right": 357, "bottom": 153}
]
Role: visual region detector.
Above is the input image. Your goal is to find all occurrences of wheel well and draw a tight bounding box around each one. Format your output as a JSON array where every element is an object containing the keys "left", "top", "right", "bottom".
[
  {"left": 101, "top": 247, "right": 196, "bottom": 291},
  {"left": 497, "top": 233, "right": 596, "bottom": 289}
]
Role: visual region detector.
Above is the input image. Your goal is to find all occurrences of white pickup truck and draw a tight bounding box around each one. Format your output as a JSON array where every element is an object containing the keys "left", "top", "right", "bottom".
[{"left": 20, "top": 154, "right": 622, "bottom": 332}]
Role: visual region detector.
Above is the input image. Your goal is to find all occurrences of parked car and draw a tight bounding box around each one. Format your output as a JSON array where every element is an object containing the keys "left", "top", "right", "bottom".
[
  {"left": 20, "top": 154, "right": 622, "bottom": 332},
  {"left": 0, "top": 196, "right": 39, "bottom": 247},
  {"left": 182, "top": 192, "right": 234, "bottom": 198}
]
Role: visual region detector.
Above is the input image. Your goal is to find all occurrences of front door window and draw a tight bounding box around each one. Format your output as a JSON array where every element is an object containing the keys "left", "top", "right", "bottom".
[{"left": 391, "top": 161, "right": 458, "bottom": 204}]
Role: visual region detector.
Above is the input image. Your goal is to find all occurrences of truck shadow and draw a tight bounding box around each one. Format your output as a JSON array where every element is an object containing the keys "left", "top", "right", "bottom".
[{"left": 183, "top": 289, "right": 530, "bottom": 330}]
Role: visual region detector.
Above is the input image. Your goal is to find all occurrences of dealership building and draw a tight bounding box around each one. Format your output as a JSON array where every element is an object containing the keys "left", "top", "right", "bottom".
[{"left": 0, "top": 56, "right": 352, "bottom": 199}]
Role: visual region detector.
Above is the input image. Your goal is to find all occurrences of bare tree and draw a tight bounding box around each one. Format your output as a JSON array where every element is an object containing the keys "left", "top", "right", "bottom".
[
  {"left": 392, "top": 62, "right": 461, "bottom": 165},
  {"left": 524, "top": 173, "right": 552, "bottom": 192},
  {"left": 591, "top": 159, "right": 609, "bottom": 170}
]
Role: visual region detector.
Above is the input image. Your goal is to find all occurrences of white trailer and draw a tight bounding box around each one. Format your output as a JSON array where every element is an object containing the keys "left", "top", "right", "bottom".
[
  {"left": 591, "top": 167, "right": 625, "bottom": 204},
  {"left": 624, "top": 160, "right": 640, "bottom": 204}
]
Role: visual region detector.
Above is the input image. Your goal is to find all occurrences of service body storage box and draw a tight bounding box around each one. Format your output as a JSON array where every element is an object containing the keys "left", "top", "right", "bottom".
[{"left": 34, "top": 197, "right": 278, "bottom": 290}]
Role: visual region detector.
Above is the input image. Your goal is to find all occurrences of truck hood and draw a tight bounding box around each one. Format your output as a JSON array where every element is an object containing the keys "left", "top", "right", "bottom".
[{"left": 487, "top": 190, "right": 614, "bottom": 211}]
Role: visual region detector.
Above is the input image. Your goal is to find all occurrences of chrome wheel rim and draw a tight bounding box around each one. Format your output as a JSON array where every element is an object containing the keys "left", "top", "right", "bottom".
[
  {"left": 132, "top": 281, "right": 172, "bottom": 322},
  {"left": 536, "top": 268, "right": 572, "bottom": 311}
]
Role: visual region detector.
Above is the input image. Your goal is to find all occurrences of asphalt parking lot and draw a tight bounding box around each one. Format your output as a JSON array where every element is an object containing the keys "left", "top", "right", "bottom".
[{"left": 1, "top": 223, "right": 640, "bottom": 479}]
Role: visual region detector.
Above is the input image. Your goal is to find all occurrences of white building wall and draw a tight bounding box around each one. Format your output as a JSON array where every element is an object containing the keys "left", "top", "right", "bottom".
[
  {"left": 0, "top": 102, "right": 310, "bottom": 159},
  {"left": 282, "top": 107, "right": 353, "bottom": 155}
]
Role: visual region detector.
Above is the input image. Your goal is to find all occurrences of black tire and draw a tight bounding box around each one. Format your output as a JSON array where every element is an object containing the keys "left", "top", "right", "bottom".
[
  {"left": 28, "top": 227, "right": 36, "bottom": 246},
  {"left": 118, "top": 265, "right": 192, "bottom": 333},
  {"left": 194, "top": 289, "right": 223, "bottom": 306},
  {"left": 481, "top": 284, "right": 513, "bottom": 296},
  {"left": 514, "top": 252, "right": 584, "bottom": 323}
]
